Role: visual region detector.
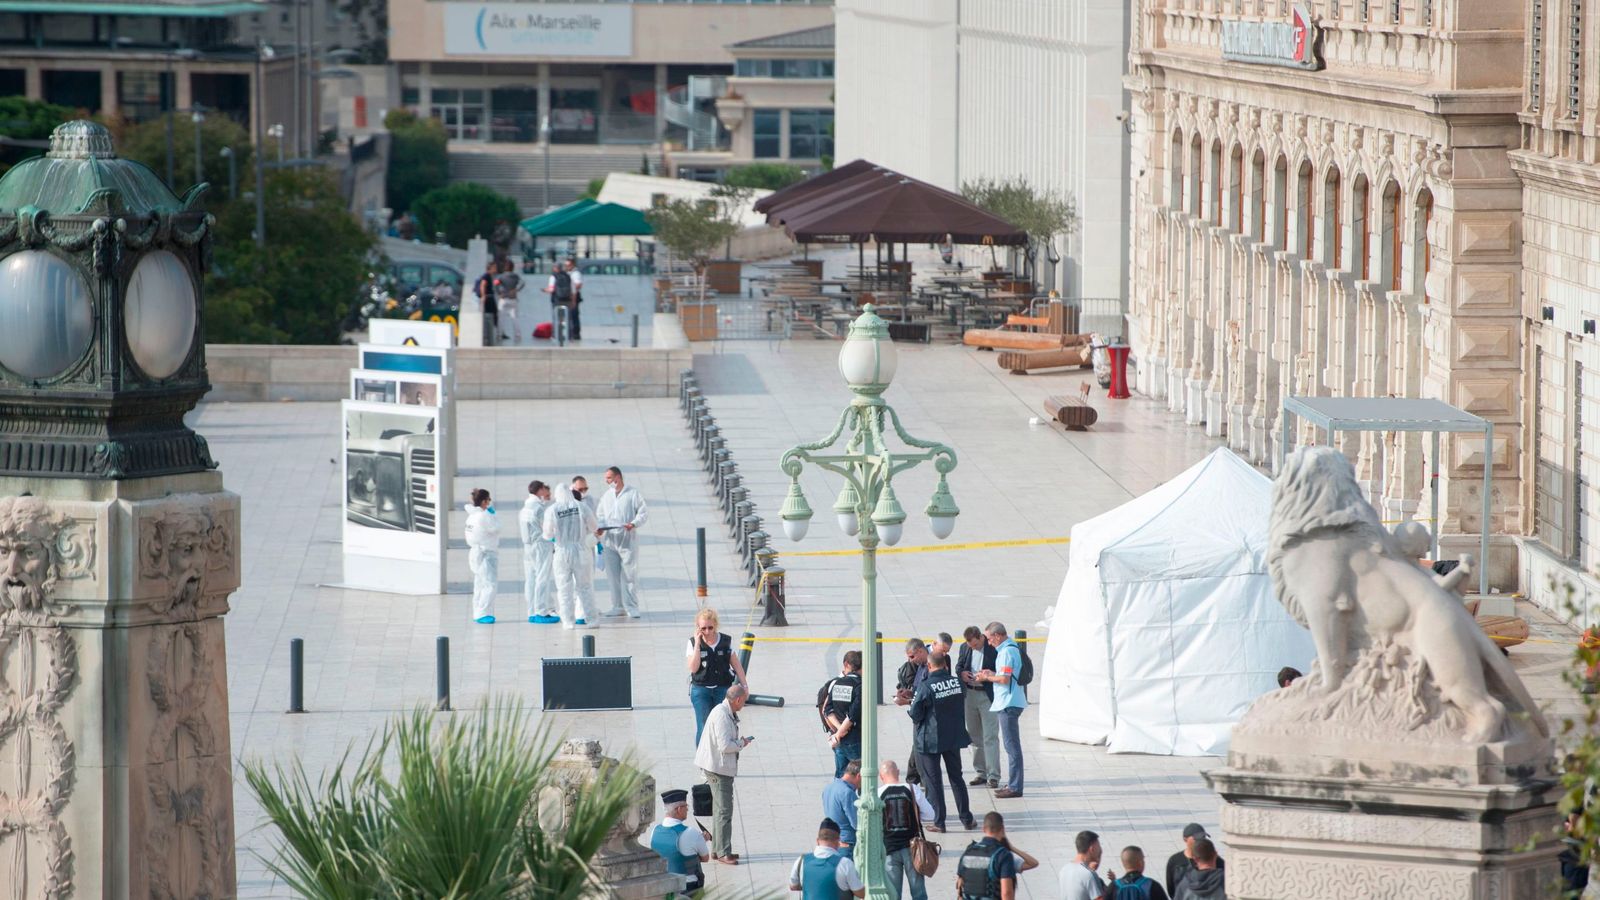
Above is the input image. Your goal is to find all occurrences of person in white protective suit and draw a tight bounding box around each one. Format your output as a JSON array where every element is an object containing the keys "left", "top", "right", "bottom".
[
  {"left": 544, "top": 481, "right": 599, "bottom": 629},
  {"left": 520, "top": 480, "right": 557, "bottom": 623},
  {"left": 572, "top": 475, "right": 602, "bottom": 595},
  {"left": 463, "top": 488, "right": 500, "bottom": 624},
  {"left": 597, "top": 466, "right": 649, "bottom": 618}
]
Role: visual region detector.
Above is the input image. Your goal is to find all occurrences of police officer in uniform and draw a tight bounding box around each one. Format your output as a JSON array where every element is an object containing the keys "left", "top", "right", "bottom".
[
  {"left": 648, "top": 789, "right": 709, "bottom": 895},
  {"left": 909, "top": 650, "right": 974, "bottom": 832},
  {"left": 821, "top": 650, "right": 864, "bottom": 779}
]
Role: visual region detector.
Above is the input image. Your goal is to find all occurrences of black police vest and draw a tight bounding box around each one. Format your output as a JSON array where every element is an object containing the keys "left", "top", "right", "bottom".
[{"left": 691, "top": 633, "right": 735, "bottom": 687}]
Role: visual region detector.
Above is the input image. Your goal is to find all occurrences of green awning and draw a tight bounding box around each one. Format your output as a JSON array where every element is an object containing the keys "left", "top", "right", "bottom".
[
  {"left": 0, "top": 1, "right": 265, "bottom": 15},
  {"left": 521, "top": 201, "right": 652, "bottom": 238}
]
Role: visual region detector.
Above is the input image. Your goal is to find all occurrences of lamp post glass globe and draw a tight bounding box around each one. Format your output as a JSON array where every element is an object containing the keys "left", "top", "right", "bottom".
[
  {"left": 783, "top": 516, "right": 809, "bottom": 542},
  {"left": 837, "top": 304, "right": 898, "bottom": 394},
  {"left": 930, "top": 514, "right": 956, "bottom": 540}
]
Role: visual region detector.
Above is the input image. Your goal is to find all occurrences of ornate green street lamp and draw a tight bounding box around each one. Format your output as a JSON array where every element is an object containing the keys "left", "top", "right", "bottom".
[
  {"left": 780, "top": 304, "right": 959, "bottom": 898},
  {"left": 0, "top": 119, "right": 216, "bottom": 479}
]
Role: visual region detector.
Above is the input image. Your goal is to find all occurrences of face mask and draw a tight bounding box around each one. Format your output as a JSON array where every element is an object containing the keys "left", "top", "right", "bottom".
[
  {"left": 573, "top": 489, "right": 584, "bottom": 499},
  {"left": 486, "top": 506, "right": 495, "bottom": 514}
]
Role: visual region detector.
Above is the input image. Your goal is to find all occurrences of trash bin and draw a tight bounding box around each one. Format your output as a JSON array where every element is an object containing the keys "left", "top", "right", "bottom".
[{"left": 1106, "top": 344, "right": 1131, "bottom": 399}]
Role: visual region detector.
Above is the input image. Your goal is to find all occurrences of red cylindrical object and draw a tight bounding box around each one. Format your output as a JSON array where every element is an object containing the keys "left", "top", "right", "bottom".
[{"left": 1106, "top": 345, "right": 1131, "bottom": 399}]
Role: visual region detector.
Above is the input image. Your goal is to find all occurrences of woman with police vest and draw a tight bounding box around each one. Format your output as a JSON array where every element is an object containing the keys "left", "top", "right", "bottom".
[{"left": 687, "top": 607, "right": 749, "bottom": 747}]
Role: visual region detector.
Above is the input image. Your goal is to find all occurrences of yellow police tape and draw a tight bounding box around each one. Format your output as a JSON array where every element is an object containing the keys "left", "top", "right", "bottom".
[{"left": 786, "top": 535, "right": 1071, "bottom": 558}]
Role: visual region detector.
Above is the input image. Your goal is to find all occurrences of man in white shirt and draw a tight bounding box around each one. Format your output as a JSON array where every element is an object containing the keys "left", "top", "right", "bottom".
[
  {"left": 788, "top": 819, "right": 866, "bottom": 898},
  {"left": 1059, "top": 829, "right": 1107, "bottom": 900},
  {"left": 596, "top": 466, "right": 649, "bottom": 618},
  {"left": 543, "top": 258, "right": 583, "bottom": 340},
  {"left": 647, "top": 789, "right": 710, "bottom": 894}
]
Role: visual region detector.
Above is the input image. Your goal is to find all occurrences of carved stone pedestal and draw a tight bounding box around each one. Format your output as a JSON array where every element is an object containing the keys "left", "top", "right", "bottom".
[
  {"left": 536, "top": 740, "right": 683, "bottom": 900},
  {"left": 1208, "top": 680, "right": 1562, "bottom": 900},
  {"left": 0, "top": 473, "right": 240, "bottom": 899}
]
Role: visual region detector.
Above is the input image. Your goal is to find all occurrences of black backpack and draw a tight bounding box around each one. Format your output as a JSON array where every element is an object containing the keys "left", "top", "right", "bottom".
[
  {"left": 882, "top": 785, "right": 917, "bottom": 842},
  {"left": 552, "top": 269, "right": 572, "bottom": 301},
  {"left": 1016, "top": 653, "right": 1034, "bottom": 687},
  {"left": 816, "top": 677, "right": 838, "bottom": 734},
  {"left": 957, "top": 840, "right": 1006, "bottom": 899}
]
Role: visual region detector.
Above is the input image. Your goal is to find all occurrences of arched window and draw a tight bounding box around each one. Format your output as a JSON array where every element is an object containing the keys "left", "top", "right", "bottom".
[
  {"left": 1323, "top": 166, "right": 1342, "bottom": 268},
  {"left": 1190, "top": 136, "right": 1203, "bottom": 217},
  {"left": 1298, "top": 161, "right": 1315, "bottom": 258},
  {"left": 1210, "top": 140, "right": 1223, "bottom": 225},
  {"left": 1381, "top": 180, "right": 1402, "bottom": 292},
  {"left": 1414, "top": 188, "right": 1434, "bottom": 300},
  {"left": 1352, "top": 175, "right": 1371, "bottom": 280},
  {"left": 1251, "top": 150, "right": 1266, "bottom": 241},
  {"left": 1170, "top": 130, "right": 1184, "bottom": 209},
  {"left": 1231, "top": 144, "right": 1245, "bottom": 232},
  {"left": 1275, "top": 155, "right": 1290, "bottom": 250}
]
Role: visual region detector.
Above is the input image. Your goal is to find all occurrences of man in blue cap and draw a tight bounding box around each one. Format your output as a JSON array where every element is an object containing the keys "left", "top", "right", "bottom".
[{"left": 649, "top": 788, "right": 709, "bottom": 895}]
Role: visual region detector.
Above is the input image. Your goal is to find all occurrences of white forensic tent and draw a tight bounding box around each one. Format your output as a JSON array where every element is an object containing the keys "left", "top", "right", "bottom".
[{"left": 1039, "top": 447, "right": 1314, "bottom": 756}]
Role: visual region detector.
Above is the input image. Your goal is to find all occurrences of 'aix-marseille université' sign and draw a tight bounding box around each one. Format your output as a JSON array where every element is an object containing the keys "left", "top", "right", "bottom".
[{"left": 1221, "top": 2, "right": 1323, "bottom": 71}]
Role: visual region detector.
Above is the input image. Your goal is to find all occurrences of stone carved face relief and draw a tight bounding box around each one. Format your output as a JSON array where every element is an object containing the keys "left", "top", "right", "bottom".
[
  {"left": 142, "top": 505, "right": 227, "bottom": 613},
  {"left": 0, "top": 496, "right": 75, "bottom": 613}
]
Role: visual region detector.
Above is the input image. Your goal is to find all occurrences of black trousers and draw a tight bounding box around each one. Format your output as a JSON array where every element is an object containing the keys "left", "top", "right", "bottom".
[{"left": 914, "top": 748, "right": 972, "bottom": 829}]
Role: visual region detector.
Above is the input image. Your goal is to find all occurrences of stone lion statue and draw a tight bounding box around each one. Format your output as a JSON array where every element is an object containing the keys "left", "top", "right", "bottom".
[{"left": 1267, "top": 447, "right": 1546, "bottom": 743}]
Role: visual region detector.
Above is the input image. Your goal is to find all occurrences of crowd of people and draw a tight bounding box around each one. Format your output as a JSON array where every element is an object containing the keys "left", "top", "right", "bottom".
[
  {"left": 470, "top": 256, "right": 585, "bottom": 346},
  {"left": 461, "top": 467, "right": 647, "bottom": 626},
  {"left": 643, "top": 609, "right": 1230, "bottom": 899}
]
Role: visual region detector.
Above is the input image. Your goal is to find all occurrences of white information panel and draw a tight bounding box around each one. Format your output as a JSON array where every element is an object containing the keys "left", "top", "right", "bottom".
[
  {"left": 358, "top": 342, "right": 459, "bottom": 478},
  {"left": 443, "top": 3, "right": 632, "bottom": 58},
  {"left": 341, "top": 400, "right": 448, "bottom": 594},
  {"left": 351, "top": 369, "right": 444, "bottom": 407},
  {"left": 368, "top": 319, "right": 455, "bottom": 349}
]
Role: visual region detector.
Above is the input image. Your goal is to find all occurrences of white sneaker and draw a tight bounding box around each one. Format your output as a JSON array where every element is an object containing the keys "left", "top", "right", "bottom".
[
  {"left": 627, "top": 612, "right": 641, "bottom": 619},
  {"left": 562, "top": 622, "right": 575, "bottom": 630}
]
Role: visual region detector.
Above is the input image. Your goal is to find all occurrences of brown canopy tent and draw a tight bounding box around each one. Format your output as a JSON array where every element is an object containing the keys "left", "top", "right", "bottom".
[
  {"left": 779, "top": 174, "right": 1027, "bottom": 245},
  {"left": 752, "top": 158, "right": 880, "bottom": 215}
]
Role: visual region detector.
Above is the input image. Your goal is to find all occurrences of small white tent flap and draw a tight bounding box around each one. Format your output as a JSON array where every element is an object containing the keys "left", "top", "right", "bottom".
[{"left": 1039, "top": 448, "right": 1314, "bottom": 756}]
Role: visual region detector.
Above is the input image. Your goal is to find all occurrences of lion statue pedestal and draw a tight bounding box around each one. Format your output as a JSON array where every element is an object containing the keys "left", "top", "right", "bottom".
[
  {"left": 1205, "top": 448, "right": 1561, "bottom": 899},
  {"left": 536, "top": 740, "right": 684, "bottom": 899}
]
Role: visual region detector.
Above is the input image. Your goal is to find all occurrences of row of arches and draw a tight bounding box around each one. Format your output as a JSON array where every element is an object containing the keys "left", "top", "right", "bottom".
[{"left": 1166, "top": 129, "right": 1435, "bottom": 300}]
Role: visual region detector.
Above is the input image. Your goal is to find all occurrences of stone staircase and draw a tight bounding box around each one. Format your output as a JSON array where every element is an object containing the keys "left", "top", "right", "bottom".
[{"left": 447, "top": 145, "right": 662, "bottom": 214}]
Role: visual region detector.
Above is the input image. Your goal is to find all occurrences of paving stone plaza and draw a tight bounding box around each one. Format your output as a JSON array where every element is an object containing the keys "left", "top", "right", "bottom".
[{"left": 207, "top": 339, "right": 1586, "bottom": 898}]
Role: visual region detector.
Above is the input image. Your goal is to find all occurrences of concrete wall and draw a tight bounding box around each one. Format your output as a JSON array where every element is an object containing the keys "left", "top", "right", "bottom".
[{"left": 205, "top": 314, "right": 691, "bottom": 401}]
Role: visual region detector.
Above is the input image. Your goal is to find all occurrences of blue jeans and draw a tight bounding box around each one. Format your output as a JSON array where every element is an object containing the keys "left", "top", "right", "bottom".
[
  {"left": 833, "top": 737, "right": 861, "bottom": 778},
  {"left": 884, "top": 846, "right": 928, "bottom": 900},
  {"left": 996, "top": 706, "right": 1024, "bottom": 793},
  {"left": 690, "top": 683, "right": 728, "bottom": 747}
]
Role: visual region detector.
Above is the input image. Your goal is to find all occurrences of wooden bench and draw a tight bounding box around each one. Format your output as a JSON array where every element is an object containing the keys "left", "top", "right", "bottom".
[
  {"left": 997, "top": 343, "right": 1093, "bottom": 374},
  {"left": 1044, "top": 395, "right": 1098, "bottom": 430}
]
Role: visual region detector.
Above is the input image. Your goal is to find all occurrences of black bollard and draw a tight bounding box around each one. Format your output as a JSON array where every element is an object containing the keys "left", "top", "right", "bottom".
[
  {"left": 696, "top": 527, "right": 708, "bottom": 597},
  {"left": 582, "top": 635, "right": 596, "bottom": 658},
  {"left": 738, "top": 631, "right": 756, "bottom": 675},
  {"left": 875, "top": 630, "right": 884, "bottom": 706},
  {"left": 436, "top": 635, "right": 451, "bottom": 711},
  {"left": 746, "top": 694, "right": 786, "bottom": 708},
  {"left": 287, "top": 637, "right": 305, "bottom": 714}
]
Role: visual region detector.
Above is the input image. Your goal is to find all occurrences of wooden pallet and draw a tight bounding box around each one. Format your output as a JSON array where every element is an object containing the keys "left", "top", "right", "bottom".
[{"left": 1044, "top": 395, "right": 1098, "bottom": 430}]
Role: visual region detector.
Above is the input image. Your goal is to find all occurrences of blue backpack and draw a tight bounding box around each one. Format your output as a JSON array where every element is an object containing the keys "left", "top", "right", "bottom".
[{"left": 1114, "top": 875, "right": 1156, "bottom": 900}]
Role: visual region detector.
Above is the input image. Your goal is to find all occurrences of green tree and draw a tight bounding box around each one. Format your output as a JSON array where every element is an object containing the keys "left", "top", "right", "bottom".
[
  {"left": 117, "top": 112, "right": 254, "bottom": 196},
  {"left": 338, "top": 0, "right": 388, "bottom": 63},
  {"left": 384, "top": 109, "right": 448, "bottom": 214},
  {"left": 244, "top": 700, "right": 645, "bottom": 898},
  {"left": 724, "top": 162, "right": 806, "bottom": 191},
  {"left": 644, "top": 186, "right": 746, "bottom": 302},
  {"left": 582, "top": 176, "right": 606, "bottom": 200},
  {"left": 206, "top": 167, "right": 375, "bottom": 344},
  {"left": 0, "top": 97, "right": 80, "bottom": 176},
  {"left": 961, "top": 176, "right": 1078, "bottom": 282},
  {"left": 411, "top": 181, "right": 520, "bottom": 250}
]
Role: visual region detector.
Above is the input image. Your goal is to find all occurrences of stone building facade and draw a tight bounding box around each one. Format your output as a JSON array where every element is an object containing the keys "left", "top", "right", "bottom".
[
  {"left": 1125, "top": 0, "right": 1526, "bottom": 584},
  {"left": 1514, "top": 0, "right": 1600, "bottom": 613}
]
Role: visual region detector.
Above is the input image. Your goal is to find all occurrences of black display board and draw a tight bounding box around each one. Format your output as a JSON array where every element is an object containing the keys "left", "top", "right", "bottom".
[{"left": 541, "top": 656, "right": 633, "bottom": 710}]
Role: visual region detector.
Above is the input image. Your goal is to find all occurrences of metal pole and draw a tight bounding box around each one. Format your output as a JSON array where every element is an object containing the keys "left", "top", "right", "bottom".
[
  {"left": 1481, "top": 422, "right": 1492, "bottom": 595},
  {"left": 696, "top": 527, "right": 707, "bottom": 597},
  {"left": 435, "top": 635, "right": 451, "bottom": 711},
  {"left": 557, "top": 304, "right": 568, "bottom": 346},
  {"left": 1430, "top": 430, "right": 1441, "bottom": 561},
  {"left": 192, "top": 109, "right": 203, "bottom": 187},
  {"left": 165, "top": 54, "right": 175, "bottom": 187},
  {"left": 854, "top": 542, "right": 889, "bottom": 898},
  {"left": 254, "top": 45, "right": 266, "bottom": 247},
  {"left": 541, "top": 116, "right": 552, "bottom": 210},
  {"left": 631, "top": 313, "right": 639, "bottom": 348},
  {"left": 287, "top": 637, "right": 305, "bottom": 713}
]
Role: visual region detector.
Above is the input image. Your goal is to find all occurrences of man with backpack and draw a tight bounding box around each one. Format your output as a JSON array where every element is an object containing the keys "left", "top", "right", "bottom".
[
  {"left": 788, "top": 818, "right": 865, "bottom": 899},
  {"left": 879, "top": 760, "right": 934, "bottom": 900},
  {"left": 817, "top": 651, "right": 863, "bottom": 778},
  {"left": 543, "top": 258, "right": 583, "bottom": 340},
  {"left": 1106, "top": 847, "right": 1168, "bottom": 900},
  {"left": 955, "top": 812, "right": 1020, "bottom": 900},
  {"left": 975, "top": 621, "right": 1030, "bottom": 798}
]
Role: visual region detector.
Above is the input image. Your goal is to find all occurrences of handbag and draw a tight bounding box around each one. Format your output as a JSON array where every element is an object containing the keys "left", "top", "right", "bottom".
[
  {"left": 909, "top": 809, "right": 941, "bottom": 876},
  {"left": 691, "top": 783, "right": 713, "bottom": 818}
]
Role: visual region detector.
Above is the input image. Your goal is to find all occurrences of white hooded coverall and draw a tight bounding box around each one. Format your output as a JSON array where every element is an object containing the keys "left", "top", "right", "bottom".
[
  {"left": 597, "top": 484, "right": 649, "bottom": 616},
  {"left": 519, "top": 493, "right": 555, "bottom": 618},
  {"left": 543, "top": 483, "right": 599, "bottom": 626},
  {"left": 463, "top": 502, "right": 500, "bottom": 619}
]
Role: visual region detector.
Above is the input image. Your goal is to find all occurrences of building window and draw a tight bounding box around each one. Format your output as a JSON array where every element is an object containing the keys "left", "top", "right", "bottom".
[
  {"left": 1569, "top": 0, "right": 1583, "bottom": 116},
  {"left": 1169, "top": 131, "right": 1184, "bottom": 210},
  {"left": 117, "top": 71, "right": 170, "bottom": 123},
  {"left": 788, "top": 109, "right": 832, "bottom": 160},
  {"left": 1298, "top": 161, "right": 1314, "bottom": 259},
  {"left": 1353, "top": 176, "right": 1370, "bottom": 280},
  {"left": 1231, "top": 147, "right": 1244, "bottom": 233},
  {"left": 1209, "top": 141, "right": 1222, "bottom": 226},
  {"left": 1251, "top": 150, "right": 1266, "bottom": 241},
  {"left": 1384, "top": 182, "right": 1402, "bottom": 292},
  {"left": 1323, "top": 167, "right": 1342, "bottom": 268},
  {"left": 1275, "top": 156, "right": 1289, "bottom": 250},
  {"left": 40, "top": 14, "right": 95, "bottom": 44},
  {"left": 1531, "top": 0, "right": 1544, "bottom": 111},
  {"left": 734, "top": 58, "right": 833, "bottom": 79},
  {"left": 752, "top": 109, "right": 781, "bottom": 158},
  {"left": 402, "top": 87, "right": 419, "bottom": 108},
  {"left": 42, "top": 70, "right": 101, "bottom": 113}
]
